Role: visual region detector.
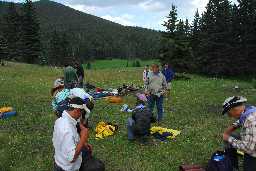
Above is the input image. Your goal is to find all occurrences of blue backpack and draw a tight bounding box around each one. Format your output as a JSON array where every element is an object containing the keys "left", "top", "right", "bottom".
[{"left": 206, "top": 151, "right": 234, "bottom": 171}]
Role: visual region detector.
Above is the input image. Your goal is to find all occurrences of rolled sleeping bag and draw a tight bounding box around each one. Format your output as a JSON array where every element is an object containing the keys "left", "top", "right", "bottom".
[{"left": 1, "top": 111, "right": 17, "bottom": 119}]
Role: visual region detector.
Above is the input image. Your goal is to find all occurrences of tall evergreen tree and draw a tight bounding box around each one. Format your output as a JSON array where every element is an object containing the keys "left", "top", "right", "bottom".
[
  {"left": 3, "top": 2, "right": 21, "bottom": 60},
  {"left": 163, "top": 5, "right": 178, "bottom": 37},
  {"left": 0, "top": 34, "right": 8, "bottom": 63},
  {"left": 191, "top": 9, "right": 201, "bottom": 50},
  {"left": 237, "top": 0, "right": 256, "bottom": 73},
  {"left": 197, "top": 0, "right": 234, "bottom": 75},
  {"left": 20, "top": 0, "right": 41, "bottom": 64},
  {"left": 160, "top": 6, "right": 193, "bottom": 71}
]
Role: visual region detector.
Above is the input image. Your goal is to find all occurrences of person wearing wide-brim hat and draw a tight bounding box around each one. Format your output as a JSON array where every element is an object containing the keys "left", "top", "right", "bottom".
[
  {"left": 51, "top": 78, "right": 65, "bottom": 96},
  {"left": 222, "top": 96, "right": 256, "bottom": 171}
]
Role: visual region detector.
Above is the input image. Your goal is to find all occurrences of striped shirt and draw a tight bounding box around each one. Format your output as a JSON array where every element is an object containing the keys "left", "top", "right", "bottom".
[{"left": 228, "top": 111, "right": 256, "bottom": 157}]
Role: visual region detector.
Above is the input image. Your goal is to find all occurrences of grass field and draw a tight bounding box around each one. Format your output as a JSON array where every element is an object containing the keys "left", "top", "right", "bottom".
[
  {"left": 83, "top": 59, "right": 159, "bottom": 69},
  {"left": 0, "top": 62, "right": 256, "bottom": 171}
]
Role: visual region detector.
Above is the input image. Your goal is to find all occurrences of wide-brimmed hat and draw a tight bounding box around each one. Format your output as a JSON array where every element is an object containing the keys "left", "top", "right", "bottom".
[
  {"left": 51, "top": 78, "right": 64, "bottom": 96},
  {"left": 222, "top": 96, "right": 247, "bottom": 115}
]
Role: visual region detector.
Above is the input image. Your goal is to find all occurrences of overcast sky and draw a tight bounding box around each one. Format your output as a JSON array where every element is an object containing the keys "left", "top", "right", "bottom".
[{"left": 6, "top": 0, "right": 237, "bottom": 30}]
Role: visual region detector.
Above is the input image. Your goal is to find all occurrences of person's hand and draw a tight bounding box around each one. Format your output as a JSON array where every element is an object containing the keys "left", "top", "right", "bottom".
[
  {"left": 223, "top": 133, "right": 230, "bottom": 141},
  {"left": 85, "top": 144, "right": 93, "bottom": 152}
]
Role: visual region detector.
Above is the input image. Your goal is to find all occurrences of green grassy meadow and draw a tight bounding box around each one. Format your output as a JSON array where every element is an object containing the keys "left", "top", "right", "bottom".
[
  {"left": 0, "top": 61, "right": 256, "bottom": 171},
  {"left": 83, "top": 59, "right": 159, "bottom": 69}
]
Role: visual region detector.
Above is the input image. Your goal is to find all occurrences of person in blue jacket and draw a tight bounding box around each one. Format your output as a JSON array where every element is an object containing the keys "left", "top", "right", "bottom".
[{"left": 162, "top": 63, "right": 175, "bottom": 98}]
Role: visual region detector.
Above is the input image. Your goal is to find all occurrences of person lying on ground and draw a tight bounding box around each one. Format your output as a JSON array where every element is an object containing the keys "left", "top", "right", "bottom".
[
  {"left": 53, "top": 97, "right": 93, "bottom": 171},
  {"left": 145, "top": 64, "right": 167, "bottom": 122},
  {"left": 127, "top": 93, "right": 156, "bottom": 142},
  {"left": 222, "top": 96, "right": 256, "bottom": 171}
]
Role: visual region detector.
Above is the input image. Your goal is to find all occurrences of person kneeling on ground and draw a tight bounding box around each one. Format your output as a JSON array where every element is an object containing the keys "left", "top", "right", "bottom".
[
  {"left": 222, "top": 96, "right": 256, "bottom": 171},
  {"left": 53, "top": 97, "right": 92, "bottom": 171},
  {"left": 127, "top": 94, "right": 156, "bottom": 142}
]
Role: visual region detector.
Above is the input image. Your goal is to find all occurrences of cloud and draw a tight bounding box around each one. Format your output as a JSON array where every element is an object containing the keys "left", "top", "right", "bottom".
[
  {"left": 65, "top": 0, "right": 147, "bottom": 7},
  {"left": 139, "top": 0, "right": 168, "bottom": 12},
  {"left": 190, "top": 0, "right": 209, "bottom": 14},
  {"left": 101, "top": 14, "right": 136, "bottom": 26}
]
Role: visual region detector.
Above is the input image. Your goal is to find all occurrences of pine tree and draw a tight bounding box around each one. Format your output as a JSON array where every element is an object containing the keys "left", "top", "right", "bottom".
[
  {"left": 48, "top": 30, "right": 62, "bottom": 66},
  {"left": 0, "top": 35, "right": 8, "bottom": 63},
  {"left": 191, "top": 9, "right": 201, "bottom": 49},
  {"left": 163, "top": 5, "right": 178, "bottom": 37},
  {"left": 60, "top": 33, "right": 73, "bottom": 66},
  {"left": 237, "top": 0, "right": 256, "bottom": 73},
  {"left": 160, "top": 6, "right": 193, "bottom": 72},
  {"left": 184, "top": 19, "right": 191, "bottom": 37},
  {"left": 4, "top": 2, "right": 21, "bottom": 61},
  {"left": 20, "top": 0, "right": 41, "bottom": 64},
  {"left": 197, "top": 0, "right": 234, "bottom": 75}
]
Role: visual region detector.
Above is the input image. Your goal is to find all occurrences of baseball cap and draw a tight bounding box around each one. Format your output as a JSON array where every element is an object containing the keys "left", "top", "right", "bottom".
[
  {"left": 69, "top": 97, "right": 91, "bottom": 118},
  {"left": 222, "top": 96, "right": 247, "bottom": 115}
]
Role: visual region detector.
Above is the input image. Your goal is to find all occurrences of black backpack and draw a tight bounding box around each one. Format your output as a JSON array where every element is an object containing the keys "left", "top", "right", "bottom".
[
  {"left": 132, "top": 108, "right": 152, "bottom": 136},
  {"left": 206, "top": 151, "right": 234, "bottom": 171},
  {"left": 80, "top": 157, "right": 105, "bottom": 171}
]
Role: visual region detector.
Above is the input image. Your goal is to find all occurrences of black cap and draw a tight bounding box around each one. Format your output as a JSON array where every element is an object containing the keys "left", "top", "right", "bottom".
[{"left": 222, "top": 96, "right": 247, "bottom": 115}]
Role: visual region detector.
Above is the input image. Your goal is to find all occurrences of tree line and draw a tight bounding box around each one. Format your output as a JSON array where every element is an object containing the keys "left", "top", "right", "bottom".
[
  {"left": 0, "top": 0, "right": 40, "bottom": 64},
  {"left": 161, "top": 0, "right": 256, "bottom": 76}
]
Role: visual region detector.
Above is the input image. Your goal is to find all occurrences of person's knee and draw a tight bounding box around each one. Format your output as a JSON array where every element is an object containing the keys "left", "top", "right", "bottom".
[{"left": 127, "top": 117, "right": 134, "bottom": 127}]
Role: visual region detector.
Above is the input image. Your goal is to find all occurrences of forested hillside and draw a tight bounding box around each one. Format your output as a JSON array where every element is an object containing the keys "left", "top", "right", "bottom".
[{"left": 0, "top": 0, "right": 161, "bottom": 65}]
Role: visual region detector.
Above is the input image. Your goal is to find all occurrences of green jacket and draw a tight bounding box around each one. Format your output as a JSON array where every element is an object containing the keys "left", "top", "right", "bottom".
[{"left": 64, "top": 66, "right": 78, "bottom": 89}]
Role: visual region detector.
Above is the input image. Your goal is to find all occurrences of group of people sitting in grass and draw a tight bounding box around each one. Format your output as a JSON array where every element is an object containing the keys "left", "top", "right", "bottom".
[{"left": 50, "top": 62, "right": 256, "bottom": 171}]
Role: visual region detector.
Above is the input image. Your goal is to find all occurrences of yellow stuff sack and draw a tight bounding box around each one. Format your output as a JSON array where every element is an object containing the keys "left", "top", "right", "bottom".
[
  {"left": 95, "top": 122, "right": 117, "bottom": 140},
  {"left": 0, "top": 107, "right": 13, "bottom": 113},
  {"left": 150, "top": 126, "right": 181, "bottom": 139}
]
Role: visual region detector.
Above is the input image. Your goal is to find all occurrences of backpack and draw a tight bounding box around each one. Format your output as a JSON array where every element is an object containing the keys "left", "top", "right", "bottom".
[
  {"left": 56, "top": 98, "right": 71, "bottom": 117},
  {"left": 206, "top": 151, "right": 234, "bottom": 171},
  {"left": 132, "top": 108, "right": 152, "bottom": 136},
  {"left": 80, "top": 157, "right": 105, "bottom": 171}
]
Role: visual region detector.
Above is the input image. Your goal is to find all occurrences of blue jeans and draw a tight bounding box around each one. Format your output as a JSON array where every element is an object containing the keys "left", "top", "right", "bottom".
[
  {"left": 148, "top": 95, "right": 164, "bottom": 121},
  {"left": 127, "top": 117, "right": 135, "bottom": 140}
]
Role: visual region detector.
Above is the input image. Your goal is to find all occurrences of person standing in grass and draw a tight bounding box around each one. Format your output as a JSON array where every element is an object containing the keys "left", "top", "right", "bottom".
[
  {"left": 222, "top": 96, "right": 256, "bottom": 171},
  {"left": 145, "top": 64, "right": 167, "bottom": 122},
  {"left": 143, "top": 65, "right": 150, "bottom": 85},
  {"left": 53, "top": 97, "right": 92, "bottom": 171},
  {"left": 74, "top": 62, "right": 85, "bottom": 88},
  {"left": 162, "top": 63, "right": 175, "bottom": 98}
]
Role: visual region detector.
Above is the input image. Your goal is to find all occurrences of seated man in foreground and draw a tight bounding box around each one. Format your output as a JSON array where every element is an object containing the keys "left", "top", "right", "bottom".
[
  {"left": 53, "top": 97, "right": 92, "bottom": 171},
  {"left": 222, "top": 96, "right": 256, "bottom": 171}
]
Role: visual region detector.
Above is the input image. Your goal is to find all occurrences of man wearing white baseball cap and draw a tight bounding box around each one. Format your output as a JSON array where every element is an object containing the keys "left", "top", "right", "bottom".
[
  {"left": 222, "top": 96, "right": 256, "bottom": 171},
  {"left": 53, "top": 97, "right": 92, "bottom": 171}
]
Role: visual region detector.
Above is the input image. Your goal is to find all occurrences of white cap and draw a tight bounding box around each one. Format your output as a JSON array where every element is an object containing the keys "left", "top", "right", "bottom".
[{"left": 70, "top": 88, "right": 92, "bottom": 100}]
